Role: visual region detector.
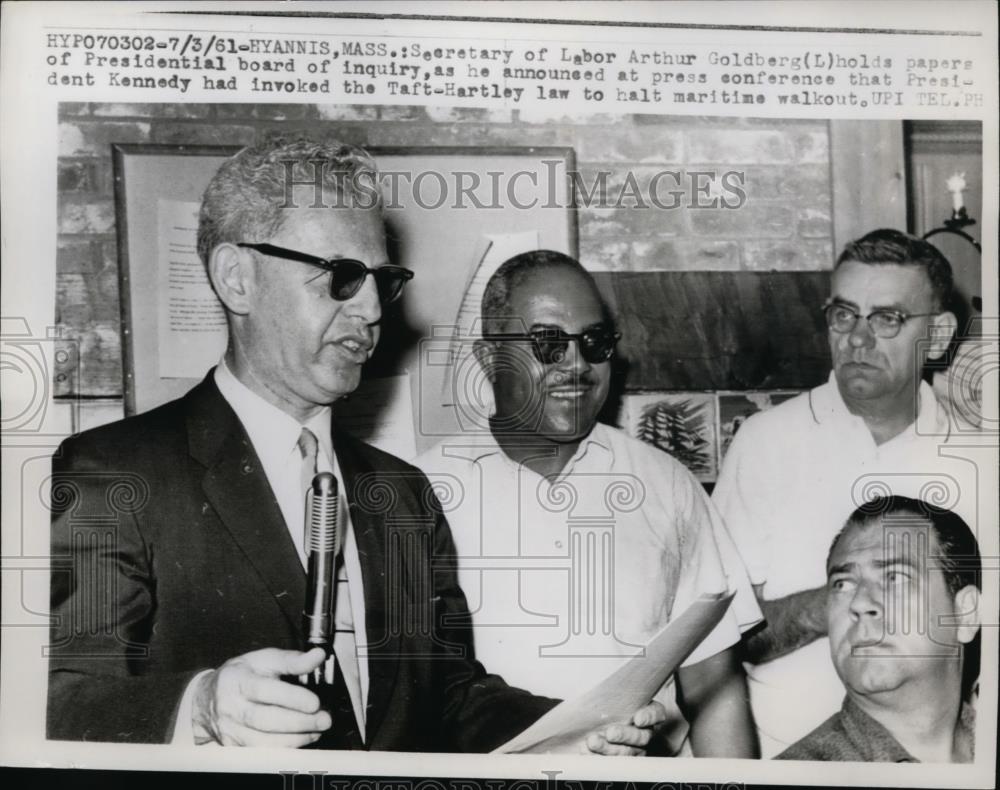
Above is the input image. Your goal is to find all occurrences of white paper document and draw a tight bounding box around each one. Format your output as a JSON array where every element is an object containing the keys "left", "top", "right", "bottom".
[
  {"left": 494, "top": 591, "right": 736, "bottom": 754},
  {"left": 156, "top": 199, "right": 227, "bottom": 378}
]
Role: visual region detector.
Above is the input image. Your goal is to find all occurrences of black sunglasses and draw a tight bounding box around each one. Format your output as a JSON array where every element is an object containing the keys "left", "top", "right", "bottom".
[
  {"left": 237, "top": 242, "right": 414, "bottom": 304},
  {"left": 487, "top": 325, "right": 621, "bottom": 366}
]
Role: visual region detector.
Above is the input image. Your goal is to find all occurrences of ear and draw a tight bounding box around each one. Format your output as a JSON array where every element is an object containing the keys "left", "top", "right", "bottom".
[
  {"left": 925, "top": 310, "right": 957, "bottom": 361},
  {"left": 473, "top": 338, "right": 497, "bottom": 384},
  {"left": 952, "top": 584, "right": 981, "bottom": 644},
  {"left": 208, "top": 243, "right": 254, "bottom": 316}
]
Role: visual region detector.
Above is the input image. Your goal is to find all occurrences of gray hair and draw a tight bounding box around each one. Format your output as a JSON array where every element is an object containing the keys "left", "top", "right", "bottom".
[{"left": 196, "top": 136, "right": 381, "bottom": 266}]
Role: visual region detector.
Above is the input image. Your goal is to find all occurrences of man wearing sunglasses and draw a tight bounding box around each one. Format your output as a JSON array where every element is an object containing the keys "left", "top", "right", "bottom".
[
  {"left": 47, "top": 139, "right": 666, "bottom": 753},
  {"left": 415, "top": 250, "right": 763, "bottom": 757},
  {"left": 712, "top": 229, "right": 979, "bottom": 757}
]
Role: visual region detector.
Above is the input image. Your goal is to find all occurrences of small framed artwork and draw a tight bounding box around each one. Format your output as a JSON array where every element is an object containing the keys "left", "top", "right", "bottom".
[
  {"left": 619, "top": 392, "right": 718, "bottom": 482},
  {"left": 717, "top": 391, "right": 801, "bottom": 462}
]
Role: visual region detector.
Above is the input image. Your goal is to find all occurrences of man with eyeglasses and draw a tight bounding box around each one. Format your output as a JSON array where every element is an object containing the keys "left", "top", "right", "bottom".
[
  {"left": 414, "top": 250, "right": 763, "bottom": 757},
  {"left": 712, "top": 228, "right": 978, "bottom": 757},
  {"left": 47, "top": 139, "right": 666, "bottom": 753}
]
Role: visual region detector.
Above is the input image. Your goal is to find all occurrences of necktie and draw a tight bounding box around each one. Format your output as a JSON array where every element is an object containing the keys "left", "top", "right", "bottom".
[
  {"left": 298, "top": 428, "right": 319, "bottom": 551},
  {"left": 297, "top": 427, "right": 364, "bottom": 749}
]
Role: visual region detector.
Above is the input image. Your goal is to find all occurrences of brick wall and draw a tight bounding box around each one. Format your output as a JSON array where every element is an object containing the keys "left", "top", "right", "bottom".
[{"left": 56, "top": 102, "right": 833, "bottom": 397}]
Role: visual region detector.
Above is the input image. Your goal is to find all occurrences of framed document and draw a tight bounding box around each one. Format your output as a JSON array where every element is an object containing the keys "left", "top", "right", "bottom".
[{"left": 112, "top": 143, "right": 240, "bottom": 415}]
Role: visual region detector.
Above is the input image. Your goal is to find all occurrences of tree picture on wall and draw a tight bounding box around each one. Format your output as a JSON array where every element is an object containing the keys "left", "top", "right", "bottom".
[{"left": 619, "top": 392, "right": 717, "bottom": 482}]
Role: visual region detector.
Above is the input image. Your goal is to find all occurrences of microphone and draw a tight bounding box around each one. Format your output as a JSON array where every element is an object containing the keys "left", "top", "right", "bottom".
[{"left": 303, "top": 472, "right": 341, "bottom": 685}]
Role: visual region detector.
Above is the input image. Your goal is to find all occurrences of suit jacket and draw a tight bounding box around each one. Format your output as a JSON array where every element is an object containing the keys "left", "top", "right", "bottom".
[{"left": 47, "top": 372, "right": 555, "bottom": 749}]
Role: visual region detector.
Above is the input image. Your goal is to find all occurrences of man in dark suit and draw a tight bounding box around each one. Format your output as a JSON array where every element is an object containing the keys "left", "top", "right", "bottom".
[{"left": 47, "top": 137, "right": 663, "bottom": 752}]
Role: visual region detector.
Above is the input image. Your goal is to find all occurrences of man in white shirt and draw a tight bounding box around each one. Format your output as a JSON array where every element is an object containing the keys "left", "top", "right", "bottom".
[
  {"left": 712, "top": 229, "right": 981, "bottom": 756},
  {"left": 47, "top": 138, "right": 664, "bottom": 753},
  {"left": 415, "top": 250, "right": 763, "bottom": 757}
]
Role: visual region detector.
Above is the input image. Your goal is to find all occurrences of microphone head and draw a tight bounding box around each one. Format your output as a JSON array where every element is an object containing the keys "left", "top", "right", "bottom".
[
  {"left": 307, "top": 472, "right": 340, "bottom": 555},
  {"left": 311, "top": 472, "right": 337, "bottom": 498},
  {"left": 303, "top": 471, "right": 341, "bottom": 655}
]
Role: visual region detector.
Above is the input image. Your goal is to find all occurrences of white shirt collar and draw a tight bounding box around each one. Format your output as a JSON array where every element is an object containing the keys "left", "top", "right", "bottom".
[
  {"left": 564, "top": 422, "right": 615, "bottom": 474},
  {"left": 454, "top": 422, "right": 615, "bottom": 475},
  {"left": 214, "top": 358, "right": 334, "bottom": 465},
  {"left": 811, "top": 371, "right": 950, "bottom": 441}
]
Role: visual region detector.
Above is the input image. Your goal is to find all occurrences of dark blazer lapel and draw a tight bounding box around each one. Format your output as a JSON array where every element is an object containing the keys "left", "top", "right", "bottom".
[
  {"left": 333, "top": 427, "right": 400, "bottom": 742},
  {"left": 186, "top": 373, "right": 306, "bottom": 636}
]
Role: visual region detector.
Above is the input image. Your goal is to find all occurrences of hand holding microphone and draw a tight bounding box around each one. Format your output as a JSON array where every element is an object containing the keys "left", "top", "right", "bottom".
[
  {"left": 190, "top": 472, "right": 342, "bottom": 746},
  {"left": 191, "top": 646, "right": 330, "bottom": 747}
]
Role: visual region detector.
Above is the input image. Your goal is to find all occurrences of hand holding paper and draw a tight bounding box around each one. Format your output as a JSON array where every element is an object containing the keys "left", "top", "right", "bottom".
[
  {"left": 582, "top": 700, "right": 668, "bottom": 756},
  {"left": 494, "top": 592, "right": 736, "bottom": 755}
]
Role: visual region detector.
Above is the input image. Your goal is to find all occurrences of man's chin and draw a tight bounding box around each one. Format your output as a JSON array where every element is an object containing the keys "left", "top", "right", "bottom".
[
  {"left": 840, "top": 658, "right": 905, "bottom": 696},
  {"left": 314, "top": 369, "right": 363, "bottom": 404},
  {"left": 539, "top": 415, "right": 598, "bottom": 443},
  {"left": 543, "top": 430, "right": 590, "bottom": 445},
  {"left": 835, "top": 370, "right": 886, "bottom": 400}
]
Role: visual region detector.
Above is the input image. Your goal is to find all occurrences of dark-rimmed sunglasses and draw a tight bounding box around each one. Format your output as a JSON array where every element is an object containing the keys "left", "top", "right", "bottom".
[
  {"left": 237, "top": 242, "right": 414, "bottom": 304},
  {"left": 487, "top": 325, "right": 621, "bottom": 366}
]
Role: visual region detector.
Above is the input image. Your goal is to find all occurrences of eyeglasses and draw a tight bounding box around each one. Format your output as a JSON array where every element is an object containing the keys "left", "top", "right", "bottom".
[
  {"left": 237, "top": 242, "right": 414, "bottom": 304},
  {"left": 487, "top": 325, "right": 621, "bottom": 365},
  {"left": 823, "top": 300, "right": 938, "bottom": 339}
]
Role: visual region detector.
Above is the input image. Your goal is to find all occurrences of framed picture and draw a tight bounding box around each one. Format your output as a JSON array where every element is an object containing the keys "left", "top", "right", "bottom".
[{"left": 619, "top": 391, "right": 718, "bottom": 482}]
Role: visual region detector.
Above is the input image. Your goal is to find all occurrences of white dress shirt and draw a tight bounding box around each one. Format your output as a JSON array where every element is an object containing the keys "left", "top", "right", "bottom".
[
  {"left": 712, "top": 373, "right": 978, "bottom": 756},
  {"left": 414, "top": 422, "right": 763, "bottom": 755}
]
